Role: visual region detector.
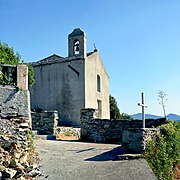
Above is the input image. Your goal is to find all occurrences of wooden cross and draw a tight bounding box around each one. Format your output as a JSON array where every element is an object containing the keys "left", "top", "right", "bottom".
[{"left": 138, "top": 92, "right": 148, "bottom": 128}]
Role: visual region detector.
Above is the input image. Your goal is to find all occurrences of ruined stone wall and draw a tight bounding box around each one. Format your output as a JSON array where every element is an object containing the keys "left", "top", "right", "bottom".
[
  {"left": 80, "top": 109, "right": 165, "bottom": 152},
  {"left": 0, "top": 86, "right": 31, "bottom": 127},
  {"left": 31, "top": 111, "right": 58, "bottom": 135},
  {"left": 0, "top": 64, "right": 40, "bottom": 178}
]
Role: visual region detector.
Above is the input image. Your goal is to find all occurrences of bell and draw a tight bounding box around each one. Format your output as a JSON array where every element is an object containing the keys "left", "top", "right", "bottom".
[{"left": 75, "top": 44, "right": 79, "bottom": 52}]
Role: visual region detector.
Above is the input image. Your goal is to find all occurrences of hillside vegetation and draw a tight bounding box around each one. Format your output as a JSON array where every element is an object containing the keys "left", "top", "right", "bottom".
[{"left": 145, "top": 120, "right": 180, "bottom": 180}]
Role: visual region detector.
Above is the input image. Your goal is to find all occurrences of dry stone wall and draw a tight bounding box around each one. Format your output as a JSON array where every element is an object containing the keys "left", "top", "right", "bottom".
[
  {"left": 31, "top": 111, "right": 58, "bottom": 135},
  {"left": 0, "top": 86, "right": 31, "bottom": 127},
  {"left": 122, "top": 128, "right": 159, "bottom": 153},
  {"left": 80, "top": 109, "right": 166, "bottom": 153},
  {"left": 0, "top": 119, "right": 41, "bottom": 179},
  {"left": 0, "top": 64, "right": 40, "bottom": 178}
]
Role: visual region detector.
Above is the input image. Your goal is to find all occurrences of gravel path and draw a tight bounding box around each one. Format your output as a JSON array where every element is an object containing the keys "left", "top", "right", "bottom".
[{"left": 35, "top": 140, "right": 156, "bottom": 180}]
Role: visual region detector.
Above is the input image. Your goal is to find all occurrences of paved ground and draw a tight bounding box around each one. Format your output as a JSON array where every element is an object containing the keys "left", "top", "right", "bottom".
[{"left": 35, "top": 140, "right": 156, "bottom": 180}]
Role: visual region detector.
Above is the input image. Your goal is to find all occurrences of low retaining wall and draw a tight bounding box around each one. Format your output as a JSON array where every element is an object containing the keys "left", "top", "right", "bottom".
[
  {"left": 80, "top": 108, "right": 165, "bottom": 153},
  {"left": 81, "top": 109, "right": 165, "bottom": 143},
  {"left": 31, "top": 111, "right": 58, "bottom": 135}
]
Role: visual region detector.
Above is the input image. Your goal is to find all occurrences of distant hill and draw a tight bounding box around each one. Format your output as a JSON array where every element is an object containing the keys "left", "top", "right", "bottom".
[
  {"left": 131, "top": 113, "right": 180, "bottom": 122},
  {"left": 167, "top": 113, "right": 180, "bottom": 121},
  {"left": 131, "top": 113, "right": 162, "bottom": 120}
]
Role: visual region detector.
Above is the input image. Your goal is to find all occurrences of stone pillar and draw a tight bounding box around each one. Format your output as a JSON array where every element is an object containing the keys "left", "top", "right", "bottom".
[
  {"left": 80, "top": 108, "right": 95, "bottom": 141},
  {"left": 122, "top": 128, "right": 159, "bottom": 153},
  {"left": 17, "top": 65, "right": 28, "bottom": 90}
]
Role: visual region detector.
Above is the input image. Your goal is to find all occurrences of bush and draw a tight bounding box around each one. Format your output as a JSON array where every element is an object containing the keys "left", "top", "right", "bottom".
[{"left": 145, "top": 120, "right": 180, "bottom": 180}]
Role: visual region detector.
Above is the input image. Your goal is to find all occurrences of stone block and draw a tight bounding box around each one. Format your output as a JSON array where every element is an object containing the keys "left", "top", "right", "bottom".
[{"left": 17, "top": 65, "right": 28, "bottom": 90}]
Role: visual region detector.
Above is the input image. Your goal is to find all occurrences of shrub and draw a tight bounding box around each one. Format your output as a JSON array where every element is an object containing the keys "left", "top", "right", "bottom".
[
  {"left": 145, "top": 120, "right": 180, "bottom": 180},
  {"left": 26, "top": 130, "right": 35, "bottom": 151}
]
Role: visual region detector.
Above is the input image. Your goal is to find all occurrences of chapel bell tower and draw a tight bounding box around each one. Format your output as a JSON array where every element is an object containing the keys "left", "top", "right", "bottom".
[{"left": 68, "top": 28, "right": 87, "bottom": 58}]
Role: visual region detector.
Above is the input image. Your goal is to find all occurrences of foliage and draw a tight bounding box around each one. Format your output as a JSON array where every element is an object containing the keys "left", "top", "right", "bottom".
[
  {"left": 0, "top": 41, "right": 35, "bottom": 86},
  {"left": 26, "top": 130, "right": 35, "bottom": 151},
  {"left": 120, "top": 113, "right": 133, "bottom": 120},
  {"left": 28, "top": 64, "right": 35, "bottom": 86},
  {"left": 145, "top": 120, "right": 180, "bottom": 180},
  {"left": 109, "top": 95, "right": 121, "bottom": 119},
  {"left": 0, "top": 42, "right": 20, "bottom": 65},
  {"left": 158, "top": 90, "right": 167, "bottom": 118}
]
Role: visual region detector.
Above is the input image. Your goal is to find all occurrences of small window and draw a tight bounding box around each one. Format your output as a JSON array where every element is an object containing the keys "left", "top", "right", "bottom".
[{"left": 97, "top": 75, "right": 101, "bottom": 92}]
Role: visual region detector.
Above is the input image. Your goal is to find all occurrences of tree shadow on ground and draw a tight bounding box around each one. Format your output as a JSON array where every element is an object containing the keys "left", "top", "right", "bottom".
[{"left": 84, "top": 146, "right": 126, "bottom": 161}]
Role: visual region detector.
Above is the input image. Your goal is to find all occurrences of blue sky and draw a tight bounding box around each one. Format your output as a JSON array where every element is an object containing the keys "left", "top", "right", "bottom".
[{"left": 1, "top": 0, "right": 180, "bottom": 116}]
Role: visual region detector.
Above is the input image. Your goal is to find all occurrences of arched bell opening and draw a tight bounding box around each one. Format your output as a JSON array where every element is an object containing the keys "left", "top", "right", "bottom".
[{"left": 74, "top": 40, "right": 80, "bottom": 55}]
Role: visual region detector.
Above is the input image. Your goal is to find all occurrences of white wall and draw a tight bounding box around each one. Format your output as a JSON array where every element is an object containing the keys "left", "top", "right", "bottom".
[{"left": 85, "top": 52, "right": 110, "bottom": 119}]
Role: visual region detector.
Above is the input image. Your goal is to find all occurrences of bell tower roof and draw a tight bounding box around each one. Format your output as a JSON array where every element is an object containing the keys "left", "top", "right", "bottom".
[{"left": 68, "top": 28, "right": 85, "bottom": 38}]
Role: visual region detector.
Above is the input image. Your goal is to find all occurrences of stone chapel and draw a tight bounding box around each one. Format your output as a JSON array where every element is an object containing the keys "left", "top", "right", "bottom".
[{"left": 30, "top": 28, "right": 109, "bottom": 126}]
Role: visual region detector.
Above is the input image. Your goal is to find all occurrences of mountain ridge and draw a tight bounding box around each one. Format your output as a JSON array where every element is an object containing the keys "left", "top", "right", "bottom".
[{"left": 131, "top": 113, "right": 180, "bottom": 121}]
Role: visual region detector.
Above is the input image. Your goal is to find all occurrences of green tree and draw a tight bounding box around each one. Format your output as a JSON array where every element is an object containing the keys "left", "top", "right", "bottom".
[
  {"left": 0, "top": 41, "right": 35, "bottom": 86},
  {"left": 109, "top": 95, "right": 121, "bottom": 119},
  {"left": 0, "top": 42, "right": 20, "bottom": 65}
]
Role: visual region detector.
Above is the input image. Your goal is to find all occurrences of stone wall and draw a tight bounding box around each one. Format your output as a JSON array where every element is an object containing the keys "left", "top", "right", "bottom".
[
  {"left": 80, "top": 109, "right": 165, "bottom": 143},
  {"left": 0, "top": 64, "right": 40, "bottom": 178},
  {"left": 0, "top": 86, "right": 31, "bottom": 127},
  {"left": 31, "top": 111, "right": 58, "bottom": 135},
  {"left": 122, "top": 128, "right": 159, "bottom": 153},
  {"left": 0, "top": 119, "right": 41, "bottom": 179},
  {"left": 80, "top": 108, "right": 165, "bottom": 153}
]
